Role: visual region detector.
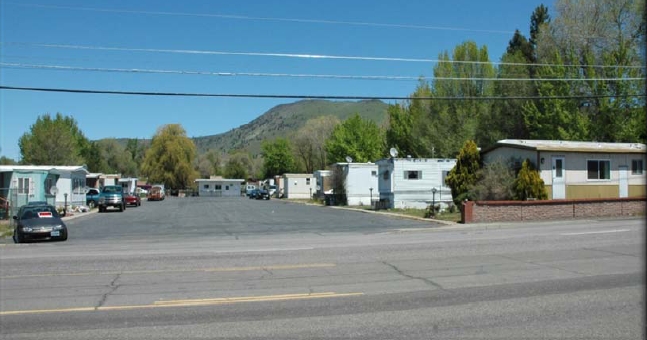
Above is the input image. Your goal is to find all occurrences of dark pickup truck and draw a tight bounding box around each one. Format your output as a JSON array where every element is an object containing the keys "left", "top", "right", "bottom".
[{"left": 98, "top": 185, "right": 126, "bottom": 212}]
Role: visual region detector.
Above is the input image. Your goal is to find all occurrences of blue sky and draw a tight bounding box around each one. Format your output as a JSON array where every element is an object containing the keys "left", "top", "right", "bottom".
[{"left": 0, "top": 0, "right": 551, "bottom": 161}]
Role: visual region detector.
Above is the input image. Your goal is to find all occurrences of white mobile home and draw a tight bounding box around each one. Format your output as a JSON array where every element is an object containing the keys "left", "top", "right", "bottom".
[
  {"left": 376, "top": 157, "right": 456, "bottom": 209},
  {"left": 335, "top": 163, "right": 378, "bottom": 206},
  {"left": 195, "top": 177, "right": 244, "bottom": 197},
  {"left": 482, "top": 139, "right": 647, "bottom": 199},
  {"left": 118, "top": 177, "right": 138, "bottom": 194},
  {"left": 283, "top": 173, "right": 316, "bottom": 199}
]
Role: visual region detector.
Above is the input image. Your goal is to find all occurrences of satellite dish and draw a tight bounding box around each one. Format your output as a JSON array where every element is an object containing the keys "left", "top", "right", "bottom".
[
  {"left": 389, "top": 147, "right": 399, "bottom": 158},
  {"left": 49, "top": 186, "right": 59, "bottom": 195},
  {"left": 345, "top": 156, "right": 353, "bottom": 163}
]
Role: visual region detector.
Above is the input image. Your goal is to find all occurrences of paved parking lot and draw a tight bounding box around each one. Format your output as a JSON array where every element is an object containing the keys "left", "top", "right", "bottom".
[{"left": 62, "top": 197, "right": 438, "bottom": 242}]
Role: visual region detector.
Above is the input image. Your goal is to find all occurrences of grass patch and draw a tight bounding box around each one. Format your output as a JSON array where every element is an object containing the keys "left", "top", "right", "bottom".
[
  {"left": 430, "top": 211, "right": 462, "bottom": 223},
  {"left": 386, "top": 208, "right": 427, "bottom": 219},
  {"left": 384, "top": 209, "right": 461, "bottom": 223},
  {"left": 0, "top": 220, "right": 13, "bottom": 238}
]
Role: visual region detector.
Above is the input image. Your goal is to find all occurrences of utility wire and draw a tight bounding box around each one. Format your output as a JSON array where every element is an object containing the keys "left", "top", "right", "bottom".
[
  {"left": 6, "top": 2, "right": 514, "bottom": 35},
  {"left": 3, "top": 42, "right": 644, "bottom": 70},
  {"left": 1, "top": 85, "right": 644, "bottom": 100},
  {"left": 2, "top": 62, "right": 644, "bottom": 83}
]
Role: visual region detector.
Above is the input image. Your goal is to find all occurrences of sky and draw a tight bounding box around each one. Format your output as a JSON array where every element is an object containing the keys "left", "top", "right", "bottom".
[{"left": 0, "top": 0, "right": 552, "bottom": 161}]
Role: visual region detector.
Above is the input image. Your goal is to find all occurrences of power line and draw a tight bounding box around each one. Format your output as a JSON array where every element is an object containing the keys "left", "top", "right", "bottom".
[
  {"left": 6, "top": 2, "right": 514, "bottom": 35},
  {"left": 1, "top": 85, "right": 644, "bottom": 101},
  {"left": 2, "top": 62, "right": 645, "bottom": 83},
  {"left": 3, "top": 42, "right": 643, "bottom": 70}
]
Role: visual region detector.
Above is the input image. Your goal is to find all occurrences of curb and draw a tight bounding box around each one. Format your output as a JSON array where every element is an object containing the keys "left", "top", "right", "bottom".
[
  {"left": 61, "top": 209, "right": 98, "bottom": 221},
  {"left": 278, "top": 199, "right": 458, "bottom": 226}
]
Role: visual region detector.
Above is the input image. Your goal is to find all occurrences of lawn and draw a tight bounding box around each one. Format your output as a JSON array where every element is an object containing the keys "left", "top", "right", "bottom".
[
  {"left": 388, "top": 208, "right": 461, "bottom": 223},
  {"left": 0, "top": 220, "right": 12, "bottom": 238}
]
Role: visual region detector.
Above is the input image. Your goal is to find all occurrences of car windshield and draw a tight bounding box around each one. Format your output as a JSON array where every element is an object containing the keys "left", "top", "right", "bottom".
[
  {"left": 20, "top": 206, "right": 59, "bottom": 220},
  {"left": 102, "top": 187, "right": 120, "bottom": 193}
]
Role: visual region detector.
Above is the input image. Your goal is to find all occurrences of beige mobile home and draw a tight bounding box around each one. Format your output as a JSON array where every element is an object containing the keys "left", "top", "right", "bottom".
[{"left": 482, "top": 140, "right": 646, "bottom": 200}]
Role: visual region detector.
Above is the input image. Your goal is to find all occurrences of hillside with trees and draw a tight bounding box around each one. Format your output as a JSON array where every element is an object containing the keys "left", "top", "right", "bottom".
[{"left": 193, "top": 99, "right": 389, "bottom": 156}]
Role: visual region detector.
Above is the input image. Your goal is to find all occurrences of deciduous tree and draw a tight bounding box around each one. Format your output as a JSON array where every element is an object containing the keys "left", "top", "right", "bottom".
[
  {"left": 19, "top": 113, "right": 88, "bottom": 165},
  {"left": 325, "top": 114, "right": 384, "bottom": 163},
  {"left": 261, "top": 138, "right": 295, "bottom": 178},
  {"left": 293, "top": 116, "right": 339, "bottom": 172},
  {"left": 140, "top": 124, "right": 197, "bottom": 189}
]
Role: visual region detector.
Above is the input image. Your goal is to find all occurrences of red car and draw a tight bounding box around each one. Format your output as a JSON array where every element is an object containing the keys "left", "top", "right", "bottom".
[{"left": 124, "top": 193, "right": 141, "bottom": 207}]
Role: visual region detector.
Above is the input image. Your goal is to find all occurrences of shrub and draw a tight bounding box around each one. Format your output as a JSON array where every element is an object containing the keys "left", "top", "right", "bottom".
[
  {"left": 469, "top": 159, "right": 515, "bottom": 201},
  {"left": 513, "top": 159, "right": 548, "bottom": 200},
  {"left": 445, "top": 140, "right": 481, "bottom": 206}
]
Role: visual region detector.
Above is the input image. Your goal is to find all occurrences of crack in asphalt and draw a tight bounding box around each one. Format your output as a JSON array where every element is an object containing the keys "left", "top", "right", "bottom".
[
  {"left": 497, "top": 254, "right": 587, "bottom": 276},
  {"left": 583, "top": 247, "right": 639, "bottom": 258},
  {"left": 95, "top": 273, "right": 121, "bottom": 310},
  {"left": 381, "top": 261, "right": 446, "bottom": 290}
]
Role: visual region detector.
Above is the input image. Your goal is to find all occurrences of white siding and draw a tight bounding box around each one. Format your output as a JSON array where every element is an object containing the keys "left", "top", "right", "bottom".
[
  {"left": 196, "top": 180, "right": 242, "bottom": 197},
  {"left": 343, "top": 164, "right": 378, "bottom": 206},
  {"left": 284, "top": 174, "right": 316, "bottom": 199},
  {"left": 377, "top": 158, "right": 456, "bottom": 209}
]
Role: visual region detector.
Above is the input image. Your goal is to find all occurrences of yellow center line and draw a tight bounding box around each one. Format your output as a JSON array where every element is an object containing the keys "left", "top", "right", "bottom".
[
  {"left": 0, "top": 292, "right": 364, "bottom": 316},
  {"left": 0, "top": 263, "right": 336, "bottom": 279}
]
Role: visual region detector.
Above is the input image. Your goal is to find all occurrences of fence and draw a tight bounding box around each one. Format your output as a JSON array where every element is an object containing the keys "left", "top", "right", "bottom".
[{"left": 0, "top": 187, "right": 56, "bottom": 221}]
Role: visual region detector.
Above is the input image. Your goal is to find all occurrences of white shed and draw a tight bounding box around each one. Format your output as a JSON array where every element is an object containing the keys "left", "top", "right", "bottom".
[
  {"left": 376, "top": 157, "right": 456, "bottom": 209},
  {"left": 283, "top": 173, "right": 316, "bottom": 199}
]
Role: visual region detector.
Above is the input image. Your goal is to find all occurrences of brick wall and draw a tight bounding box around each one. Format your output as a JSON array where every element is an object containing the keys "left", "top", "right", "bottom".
[{"left": 462, "top": 197, "right": 646, "bottom": 224}]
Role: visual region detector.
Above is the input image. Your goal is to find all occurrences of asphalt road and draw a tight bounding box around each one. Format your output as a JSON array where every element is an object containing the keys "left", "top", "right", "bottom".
[{"left": 0, "top": 197, "right": 644, "bottom": 339}]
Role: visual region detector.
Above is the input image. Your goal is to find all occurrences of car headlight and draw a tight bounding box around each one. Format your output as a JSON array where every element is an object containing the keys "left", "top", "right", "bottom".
[
  {"left": 21, "top": 226, "right": 33, "bottom": 232},
  {"left": 54, "top": 225, "right": 65, "bottom": 230}
]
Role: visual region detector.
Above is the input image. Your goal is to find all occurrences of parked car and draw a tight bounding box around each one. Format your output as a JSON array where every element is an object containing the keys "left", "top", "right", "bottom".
[
  {"left": 86, "top": 188, "right": 100, "bottom": 208},
  {"left": 148, "top": 185, "right": 165, "bottom": 201},
  {"left": 248, "top": 189, "right": 260, "bottom": 199},
  {"left": 256, "top": 189, "right": 271, "bottom": 200},
  {"left": 124, "top": 192, "right": 141, "bottom": 207},
  {"left": 98, "top": 185, "right": 126, "bottom": 212},
  {"left": 245, "top": 185, "right": 256, "bottom": 196},
  {"left": 13, "top": 203, "right": 68, "bottom": 243}
]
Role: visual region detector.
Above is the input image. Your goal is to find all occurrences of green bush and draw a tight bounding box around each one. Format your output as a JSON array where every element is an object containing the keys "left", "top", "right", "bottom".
[{"left": 513, "top": 159, "right": 548, "bottom": 200}]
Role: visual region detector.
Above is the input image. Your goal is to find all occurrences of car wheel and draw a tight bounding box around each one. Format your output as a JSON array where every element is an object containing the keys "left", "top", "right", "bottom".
[
  {"left": 98, "top": 206, "right": 104, "bottom": 213},
  {"left": 119, "top": 204, "right": 123, "bottom": 212},
  {"left": 60, "top": 232, "right": 68, "bottom": 241},
  {"left": 88, "top": 201, "right": 96, "bottom": 209}
]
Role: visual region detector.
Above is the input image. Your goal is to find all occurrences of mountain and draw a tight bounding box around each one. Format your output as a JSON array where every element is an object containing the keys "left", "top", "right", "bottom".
[{"left": 192, "top": 99, "right": 389, "bottom": 155}]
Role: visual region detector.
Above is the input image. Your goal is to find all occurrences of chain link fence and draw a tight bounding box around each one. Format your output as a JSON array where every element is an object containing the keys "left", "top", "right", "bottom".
[{"left": 0, "top": 187, "right": 56, "bottom": 222}]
